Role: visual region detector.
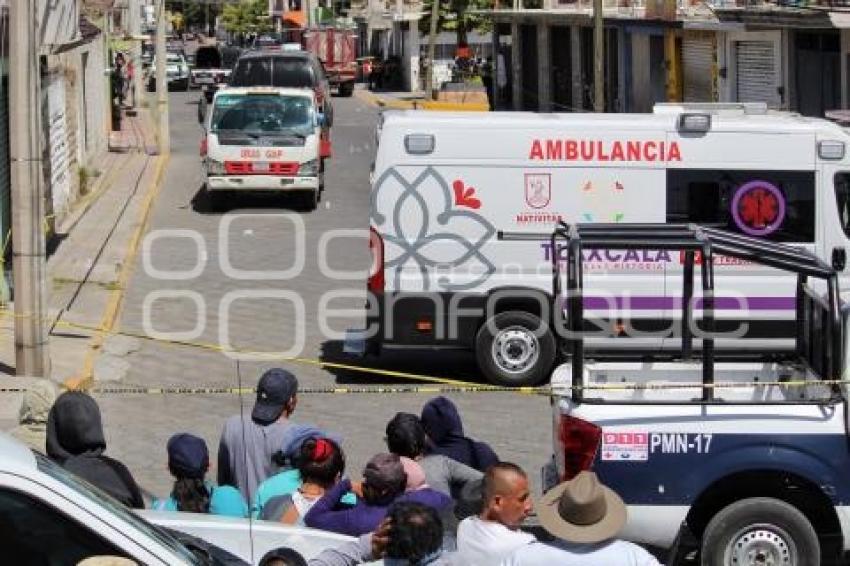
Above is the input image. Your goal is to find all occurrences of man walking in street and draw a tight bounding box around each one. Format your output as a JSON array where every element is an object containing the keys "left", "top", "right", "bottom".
[
  {"left": 456, "top": 462, "right": 536, "bottom": 565},
  {"left": 218, "top": 368, "right": 299, "bottom": 501},
  {"left": 500, "top": 471, "right": 661, "bottom": 566}
]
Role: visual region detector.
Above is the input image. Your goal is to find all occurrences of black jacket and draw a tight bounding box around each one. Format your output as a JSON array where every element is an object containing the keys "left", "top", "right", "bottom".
[{"left": 46, "top": 392, "right": 144, "bottom": 508}]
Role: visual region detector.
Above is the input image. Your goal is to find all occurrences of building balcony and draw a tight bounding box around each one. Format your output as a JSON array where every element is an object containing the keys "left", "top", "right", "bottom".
[{"left": 488, "top": 0, "right": 710, "bottom": 19}]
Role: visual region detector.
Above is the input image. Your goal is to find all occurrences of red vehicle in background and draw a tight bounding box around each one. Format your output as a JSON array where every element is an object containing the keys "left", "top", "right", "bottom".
[{"left": 284, "top": 27, "right": 358, "bottom": 97}]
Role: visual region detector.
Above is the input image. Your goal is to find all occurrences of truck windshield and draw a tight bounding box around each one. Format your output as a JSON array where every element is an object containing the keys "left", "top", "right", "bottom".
[{"left": 211, "top": 94, "right": 313, "bottom": 136}]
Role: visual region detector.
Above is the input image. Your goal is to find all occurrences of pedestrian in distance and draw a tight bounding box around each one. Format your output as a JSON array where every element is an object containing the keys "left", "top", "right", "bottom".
[
  {"left": 304, "top": 452, "right": 451, "bottom": 537},
  {"left": 113, "top": 53, "right": 126, "bottom": 105},
  {"left": 46, "top": 391, "right": 144, "bottom": 508},
  {"left": 218, "top": 368, "right": 300, "bottom": 502},
  {"left": 420, "top": 396, "right": 499, "bottom": 472},
  {"left": 308, "top": 501, "right": 462, "bottom": 565},
  {"left": 456, "top": 462, "right": 536, "bottom": 565},
  {"left": 152, "top": 433, "right": 248, "bottom": 517},
  {"left": 8, "top": 378, "right": 57, "bottom": 454},
  {"left": 259, "top": 437, "right": 346, "bottom": 524},
  {"left": 500, "top": 471, "right": 661, "bottom": 566},
  {"left": 260, "top": 547, "right": 308, "bottom": 566}
]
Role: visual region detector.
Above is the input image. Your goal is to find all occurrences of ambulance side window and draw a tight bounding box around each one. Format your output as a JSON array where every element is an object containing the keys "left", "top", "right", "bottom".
[
  {"left": 834, "top": 173, "right": 850, "bottom": 238},
  {"left": 666, "top": 169, "right": 815, "bottom": 242}
]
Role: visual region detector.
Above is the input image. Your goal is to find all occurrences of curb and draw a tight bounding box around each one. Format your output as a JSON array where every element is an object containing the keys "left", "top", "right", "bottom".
[
  {"left": 354, "top": 88, "right": 488, "bottom": 111},
  {"left": 64, "top": 152, "right": 169, "bottom": 391}
]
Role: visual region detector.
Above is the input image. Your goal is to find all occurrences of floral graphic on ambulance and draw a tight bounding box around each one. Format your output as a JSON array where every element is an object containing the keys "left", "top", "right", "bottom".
[
  {"left": 580, "top": 180, "right": 626, "bottom": 223},
  {"left": 372, "top": 167, "right": 496, "bottom": 291}
]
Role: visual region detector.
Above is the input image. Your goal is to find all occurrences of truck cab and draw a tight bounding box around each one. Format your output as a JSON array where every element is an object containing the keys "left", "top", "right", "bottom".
[{"left": 536, "top": 223, "right": 850, "bottom": 566}]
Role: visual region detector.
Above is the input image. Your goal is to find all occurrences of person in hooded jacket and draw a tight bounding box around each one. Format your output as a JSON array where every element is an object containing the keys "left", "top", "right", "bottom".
[
  {"left": 47, "top": 391, "right": 144, "bottom": 508},
  {"left": 9, "top": 379, "right": 57, "bottom": 453},
  {"left": 420, "top": 397, "right": 498, "bottom": 473}
]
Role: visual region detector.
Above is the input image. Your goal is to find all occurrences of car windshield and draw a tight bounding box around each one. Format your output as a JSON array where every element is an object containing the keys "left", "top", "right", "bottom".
[
  {"left": 35, "top": 453, "right": 203, "bottom": 565},
  {"left": 168, "top": 54, "right": 183, "bottom": 65},
  {"left": 211, "top": 94, "right": 313, "bottom": 136}
]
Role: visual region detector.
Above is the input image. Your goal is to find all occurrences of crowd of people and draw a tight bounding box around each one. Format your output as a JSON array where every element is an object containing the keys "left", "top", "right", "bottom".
[{"left": 9, "top": 368, "right": 662, "bottom": 566}]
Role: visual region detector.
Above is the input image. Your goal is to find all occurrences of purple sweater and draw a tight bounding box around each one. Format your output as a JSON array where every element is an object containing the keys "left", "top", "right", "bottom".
[{"left": 304, "top": 478, "right": 452, "bottom": 537}]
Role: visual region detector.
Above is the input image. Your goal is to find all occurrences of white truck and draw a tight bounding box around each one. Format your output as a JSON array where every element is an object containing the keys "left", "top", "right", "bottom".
[
  {"left": 359, "top": 104, "right": 850, "bottom": 387},
  {"left": 200, "top": 87, "right": 326, "bottom": 211},
  {"left": 531, "top": 223, "right": 850, "bottom": 566},
  {"left": 0, "top": 432, "right": 352, "bottom": 564}
]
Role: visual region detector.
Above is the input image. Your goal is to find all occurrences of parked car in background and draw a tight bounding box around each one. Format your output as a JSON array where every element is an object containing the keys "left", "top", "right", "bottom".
[
  {"left": 147, "top": 52, "right": 190, "bottom": 91},
  {"left": 252, "top": 33, "right": 285, "bottom": 51},
  {"left": 0, "top": 432, "right": 354, "bottom": 564},
  {"left": 191, "top": 45, "right": 233, "bottom": 102}
]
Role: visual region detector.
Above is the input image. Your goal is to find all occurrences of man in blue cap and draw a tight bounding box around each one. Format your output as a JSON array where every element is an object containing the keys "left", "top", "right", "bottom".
[{"left": 218, "top": 368, "right": 299, "bottom": 501}]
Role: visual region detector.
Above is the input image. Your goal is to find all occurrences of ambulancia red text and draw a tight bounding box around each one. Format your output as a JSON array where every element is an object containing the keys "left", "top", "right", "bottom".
[{"left": 529, "top": 139, "right": 683, "bottom": 162}]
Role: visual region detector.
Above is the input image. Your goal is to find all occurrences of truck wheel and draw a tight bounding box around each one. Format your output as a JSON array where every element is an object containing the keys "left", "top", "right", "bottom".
[
  {"left": 475, "top": 311, "right": 555, "bottom": 387},
  {"left": 701, "top": 497, "right": 819, "bottom": 566},
  {"left": 339, "top": 82, "right": 354, "bottom": 97}
]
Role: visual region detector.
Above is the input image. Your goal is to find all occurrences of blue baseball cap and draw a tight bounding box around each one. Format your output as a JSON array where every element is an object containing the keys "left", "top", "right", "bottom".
[
  {"left": 252, "top": 368, "right": 298, "bottom": 425},
  {"left": 167, "top": 433, "right": 209, "bottom": 479}
]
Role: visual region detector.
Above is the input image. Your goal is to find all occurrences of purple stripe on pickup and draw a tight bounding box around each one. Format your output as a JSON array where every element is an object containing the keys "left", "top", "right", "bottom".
[{"left": 581, "top": 296, "right": 796, "bottom": 310}]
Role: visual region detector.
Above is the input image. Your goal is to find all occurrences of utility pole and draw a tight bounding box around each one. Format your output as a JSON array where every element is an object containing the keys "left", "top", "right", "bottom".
[
  {"left": 593, "top": 0, "right": 604, "bottom": 112},
  {"left": 130, "top": 0, "right": 144, "bottom": 108},
  {"left": 156, "top": 0, "right": 171, "bottom": 155},
  {"left": 9, "top": 0, "right": 51, "bottom": 377},
  {"left": 425, "top": 0, "right": 440, "bottom": 99}
]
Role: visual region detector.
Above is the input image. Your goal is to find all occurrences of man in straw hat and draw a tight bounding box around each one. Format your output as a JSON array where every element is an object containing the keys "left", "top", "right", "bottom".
[{"left": 500, "top": 471, "right": 661, "bottom": 565}]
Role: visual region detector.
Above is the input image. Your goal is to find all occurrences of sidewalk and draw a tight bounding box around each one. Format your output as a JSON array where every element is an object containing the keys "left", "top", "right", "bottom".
[
  {"left": 354, "top": 84, "right": 489, "bottom": 111},
  {"left": 0, "top": 106, "right": 167, "bottom": 400}
]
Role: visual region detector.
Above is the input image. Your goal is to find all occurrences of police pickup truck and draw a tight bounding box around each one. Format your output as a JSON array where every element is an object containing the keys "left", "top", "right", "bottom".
[{"left": 512, "top": 224, "right": 850, "bottom": 566}]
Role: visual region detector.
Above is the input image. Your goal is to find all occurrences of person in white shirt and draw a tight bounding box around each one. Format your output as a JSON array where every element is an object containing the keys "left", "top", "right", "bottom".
[
  {"left": 500, "top": 471, "right": 661, "bottom": 566},
  {"left": 457, "top": 462, "right": 536, "bottom": 565}
]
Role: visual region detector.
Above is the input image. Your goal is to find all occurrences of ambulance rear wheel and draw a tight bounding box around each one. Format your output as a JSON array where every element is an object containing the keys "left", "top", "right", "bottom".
[
  {"left": 701, "top": 497, "right": 819, "bottom": 566},
  {"left": 475, "top": 311, "right": 555, "bottom": 387}
]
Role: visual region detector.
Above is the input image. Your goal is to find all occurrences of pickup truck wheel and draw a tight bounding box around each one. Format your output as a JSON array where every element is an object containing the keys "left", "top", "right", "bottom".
[
  {"left": 339, "top": 82, "right": 354, "bottom": 97},
  {"left": 701, "top": 497, "right": 819, "bottom": 566},
  {"left": 475, "top": 311, "right": 555, "bottom": 387}
]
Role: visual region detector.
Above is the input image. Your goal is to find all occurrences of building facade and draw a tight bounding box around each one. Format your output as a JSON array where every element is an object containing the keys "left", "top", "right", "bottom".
[{"left": 488, "top": 0, "right": 850, "bottom": 116}]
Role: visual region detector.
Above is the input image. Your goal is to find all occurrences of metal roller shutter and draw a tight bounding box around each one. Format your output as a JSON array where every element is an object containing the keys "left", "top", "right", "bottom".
[
  {"left": 736, "top": 40, "right": 779, "bottom": 106},
  {"left": 683, "top": 35, "right": 715, "bottom": 102}
]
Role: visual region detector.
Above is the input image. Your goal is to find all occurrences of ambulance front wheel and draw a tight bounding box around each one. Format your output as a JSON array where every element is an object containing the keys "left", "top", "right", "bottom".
[
  {"left": 475, "top": 311, "right": 555, "bottom": 387},
  {"left": 701, "top": 497, "right": 819, "bottom": 566}
]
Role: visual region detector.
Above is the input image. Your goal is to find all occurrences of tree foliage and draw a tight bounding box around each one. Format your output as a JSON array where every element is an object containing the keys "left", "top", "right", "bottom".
[
  {"left": 419, "top": 0, "right": 492, "bottom": 47},
  {"left": 221, "top": 0, "right": 273, "bottom": 35}
]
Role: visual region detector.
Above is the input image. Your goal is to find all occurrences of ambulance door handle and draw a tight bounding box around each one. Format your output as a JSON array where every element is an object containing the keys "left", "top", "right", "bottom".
[{"left": 832, "top": 247, "right": 846, "bottom": 272}]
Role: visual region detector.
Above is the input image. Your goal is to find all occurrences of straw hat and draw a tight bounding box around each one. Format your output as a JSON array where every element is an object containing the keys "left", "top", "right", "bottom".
[{"left": 536, "top": 471, "right": 627, "bottom": 544}]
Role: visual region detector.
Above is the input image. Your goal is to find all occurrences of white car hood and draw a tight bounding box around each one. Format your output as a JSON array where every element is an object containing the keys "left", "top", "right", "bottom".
[{"left": 140, "top": 510, "right": 354, "bottom": 565}]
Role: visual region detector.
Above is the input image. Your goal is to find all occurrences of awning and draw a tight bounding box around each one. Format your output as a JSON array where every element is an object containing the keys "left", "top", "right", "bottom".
[{"left": 283, "top": 10, "right": 306, "bottom": 27}]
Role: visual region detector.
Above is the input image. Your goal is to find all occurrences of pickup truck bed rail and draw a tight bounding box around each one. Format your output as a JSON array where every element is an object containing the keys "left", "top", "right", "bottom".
[{"left": 499, "top": 223, "right": 842, "bottom": 405}]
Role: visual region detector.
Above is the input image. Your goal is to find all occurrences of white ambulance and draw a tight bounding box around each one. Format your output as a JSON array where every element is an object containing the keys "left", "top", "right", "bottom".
[
  {"left": 200, "top": 87, "right": 326, "bottom": 211},
  {"left": 362, "top": 103, "right": 850, "bottom": 386}
]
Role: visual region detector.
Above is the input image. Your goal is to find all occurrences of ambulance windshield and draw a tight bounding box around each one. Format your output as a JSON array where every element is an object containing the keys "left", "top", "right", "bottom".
[{"left": 211, "top": 93, "right": 313, "bottom": 137}]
